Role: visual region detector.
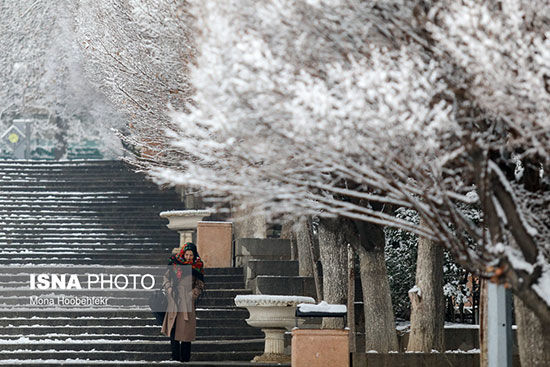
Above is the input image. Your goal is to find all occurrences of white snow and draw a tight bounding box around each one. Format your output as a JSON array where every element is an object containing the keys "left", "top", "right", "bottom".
[
  {"left": 235, "top": 294, "right": 315, "bottom": 304},
  {"left": 408, "top": 285, "right": 421, "bottom": 298},
  {"left": 0, "top": 358, "right": 176, "bottom": 364},
  {"left": 159, "top": 209, "right": 211, "bottom": 216},
  {"left": 490, "top": 242, "right": 536, "bottom": 276},
  {"left": 297, "top": 301, "right": 347, "bottom": 314},
  {"left": 446, "top": 348, "right": 481, "bottom": 353},
  {"left": 533, "top": 263, "right": 550, "bottom": 307}
]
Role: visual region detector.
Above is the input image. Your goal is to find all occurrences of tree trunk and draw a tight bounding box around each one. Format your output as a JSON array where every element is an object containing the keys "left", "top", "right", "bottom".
[
  {"left": 351, "top": 220, "right": 399, "bottom": 352},
  {"left": 514, "top": 295, "right": 550, "bottom": 366},
  {"left": 280, "top": 220, "right": 298, "bottom": 260},
  {"left": 282, "top": 217, "right": 322, "bottom": 300},
  {"left": 53, "top": 116, "right": 69, "bottom": 160},
  {"left": 295, "top": 218, "right": 315, "bottom": 277},
  {"left": 356, "top": 244, "right": 399, "bottom": 352},
  {"left": 347, "top": 244, "right": 356, "bottom": 353},
  {"left": 232, "top": 204, "right": 267, "bottom": 239},
  {"left": 479, "top": 279, "right": 488, "bottom": 367},
  {"left": 318, "top": 217, "right": 348, "bottom": 329},
  {"left": 407, "top": 226, "right": 445, "bottom": 352}
]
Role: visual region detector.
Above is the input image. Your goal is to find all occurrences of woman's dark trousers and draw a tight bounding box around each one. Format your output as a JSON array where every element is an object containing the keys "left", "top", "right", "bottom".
[{"left": 170, "top": 327, "right": 191, "bottom": 362}]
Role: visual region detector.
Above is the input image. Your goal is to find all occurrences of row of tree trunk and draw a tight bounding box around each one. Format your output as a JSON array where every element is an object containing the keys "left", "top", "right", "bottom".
[{"left": 285, "top": 216, "right": 549, "bottom": 365}]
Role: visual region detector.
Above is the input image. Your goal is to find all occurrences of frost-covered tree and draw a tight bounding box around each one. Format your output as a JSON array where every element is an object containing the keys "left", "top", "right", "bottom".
[
  {"left": 73, "top": 0, "right": 194, "bottom": 168},
  {"left": 0, "top": 1, "right": 122, "bottom": 159},
  {"left": 147, "top": 0, "right": 550, "bottom": 359}
]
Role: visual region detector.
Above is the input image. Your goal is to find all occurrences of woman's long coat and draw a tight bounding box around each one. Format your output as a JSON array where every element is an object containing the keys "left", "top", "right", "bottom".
[{"left": 160, "top": 269, "right": 205, "bottom": 342}]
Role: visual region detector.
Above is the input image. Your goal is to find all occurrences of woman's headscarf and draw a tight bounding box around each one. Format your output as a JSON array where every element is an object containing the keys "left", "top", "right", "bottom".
[{"left": 168, "top": 242, "right": 205, "bottom": 281}]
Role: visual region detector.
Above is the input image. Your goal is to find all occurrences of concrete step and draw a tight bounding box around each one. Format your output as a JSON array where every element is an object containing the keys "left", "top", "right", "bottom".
[
  {"left": 246, "top": 260, "right": 299, "bottom": 279},
  {"left": 0, "top": 252, "right": 168, "bottom": 259},
  {"left": 0, "top": 333, "right": 263, "bottom": 342},
  {"left": 0, "top": 177, "right": 162, "bottom": 184},
  {"left": 0, "top": 258, "right": 168, "bottom": 265},
  {"left": 0, "top": 308, "right": 249, "bottom": 319},
  {"left": 0, "top": 238, "right": 176, "bottom": 244},
  {"left": 0, "top": 297, "right": 240, "bottom": 308},
  {"left": 249, "top": 275, "right": 316, "bottom": 298},
  {"left": 0, "top": 317, "right": 250, "bottom": 328},
  {"left": 0, "top": 241, "right": 174, "bottom": 247},
  {"left": 0, "top": 206, "right": 177, "bottom": 213},
  {"left": 1, "top": 227, "right": 176, "bottom": 234},
  {"left": 0, "top": 349, "right": 263, "bottom": 362},
  {"left": 0, "top": 191, "right": 179, "bottom": 198},
  {"left": 0, "top": 326, "right": 263, "bottom": 338},
  {"left": 0, "top": 280, "right": 244, "bottom": 290},
  {"left": 0, "top": 248, "right": 173, "bottom": 255},
  {"left": 0, "top": 221, "right": 171, "bottom": 228},
  {"left": 0, "top": 267, "right": 243, "bottom": 277},
  {"left": 0, "top": 186, "right": 166, "bottom": 193},
  {"left": 0, "top": 200, "right": 173, "bottom": 207},
  {"left": 0, "top": 236, "right": 177, "bottom": 242},
  {"left": 235, "top": 238, "right": 292, "bottom": 267},
  {"left": 0, "top": 211, "right": 176, "bottom": 218},
  {"left": 0, "top": 339, "right": 264, "bottom": 352},
  {"left": 0, "top": 296, "right": 243, "bottom": 308},
  {"left": 0, "top": 180, "right": 164, "bottom": 187},
  {"left": 0, "top": 238, "right": 177, "bottom": 245},
  {"left": 0, "top": 174, "right": 160, "bottom": 181},
  {"left": 0, "top": 218, "right": 170, "bottom": 225},
  {"left": 0, "top": 273, "right": 244, "bottom": 284},
  {"left": 0, "top": 361, "right": 287, "bottom": 367},
  {"left": 0, "top": 288, "right": 250, "bottom": 299}
]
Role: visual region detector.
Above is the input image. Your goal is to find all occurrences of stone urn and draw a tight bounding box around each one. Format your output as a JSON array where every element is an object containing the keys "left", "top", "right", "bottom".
[
  {"left": 159, "top": 210, "right": 211, "bottom": 251},
  {"left": 234, "top": 294, "right": 315, "bottom": 363}
]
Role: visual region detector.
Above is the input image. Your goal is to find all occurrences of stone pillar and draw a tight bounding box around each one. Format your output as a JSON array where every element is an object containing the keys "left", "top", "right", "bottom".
[
  {"left": 292, "top": 329, "right": 350, "bottom": 367},
  {"left": 487, "top": 282, "right": 513, "bottom": 367},
  {"left": 197, "top": 221, "right": 233, "bottom": 268},
  {"left": 178, "top": 231, "right": 193, "bottom": 247}
]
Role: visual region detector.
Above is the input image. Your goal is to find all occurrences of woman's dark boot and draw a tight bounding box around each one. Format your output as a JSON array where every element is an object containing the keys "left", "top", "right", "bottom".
[
  {"left": 171, "top": 339, "right": 181, "bottom": 361},
  {"left": 170, "top": 328, "right": 181, "bottom": 361},
  {"left": 180, "top": 342, "right": 191, "bottom": 362}
]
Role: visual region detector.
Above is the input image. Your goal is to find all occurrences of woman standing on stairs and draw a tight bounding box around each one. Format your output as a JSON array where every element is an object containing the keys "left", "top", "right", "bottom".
[{"left": 161, "top": 242, "right": 205, "bottom": 362}]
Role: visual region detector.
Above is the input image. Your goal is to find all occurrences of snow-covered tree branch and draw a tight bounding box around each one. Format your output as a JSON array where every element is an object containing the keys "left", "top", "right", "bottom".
[
  {"left": 74, "top": 0, "right": 195, "bottom": 168},
  {"left": 0, "top": 1, "right": 122, "bottom": 158},
  {"left": 146, "top": 0, "right": 549, "bottom": 324}
]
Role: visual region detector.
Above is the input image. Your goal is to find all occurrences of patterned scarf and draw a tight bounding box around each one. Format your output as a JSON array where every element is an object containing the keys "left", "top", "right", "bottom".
[{"left": 168, "top": 243, "right": 205, "bottom": 281}]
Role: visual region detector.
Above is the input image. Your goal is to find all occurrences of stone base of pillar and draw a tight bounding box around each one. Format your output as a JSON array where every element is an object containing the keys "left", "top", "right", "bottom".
[
  {"left": 170, "top": 231, "right": 194, "bottom": 254},
  {"left": 291, "top": 329, "right": 349, "bottom": 367},
  {"left": 252, "top": 353, "right": 290, "bottom": 363},
  {"left": 263, "top": 328, "right": 285, "bottom": 354},
  {"left": 250, "top": 328, "right": 290, "bottom": 362}
]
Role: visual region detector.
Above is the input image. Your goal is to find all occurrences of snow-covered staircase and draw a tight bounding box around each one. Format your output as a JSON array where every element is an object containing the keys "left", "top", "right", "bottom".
[{"left": 0, "top": 161, "right": 273, "bottom": 366}]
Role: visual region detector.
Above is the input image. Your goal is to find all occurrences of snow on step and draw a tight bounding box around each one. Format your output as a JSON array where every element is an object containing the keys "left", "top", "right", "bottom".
[{"left": 0, "top": 161, "right": 267, "bottom": 364}]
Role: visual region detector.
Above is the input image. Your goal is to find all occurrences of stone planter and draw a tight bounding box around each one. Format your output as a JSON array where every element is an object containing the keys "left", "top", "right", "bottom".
[
  {"left": 234, "top": 294, "right": 315, "bottom": 363},
  {"left": 159, "top": 210, "right": 211, "bottom": 250}
]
